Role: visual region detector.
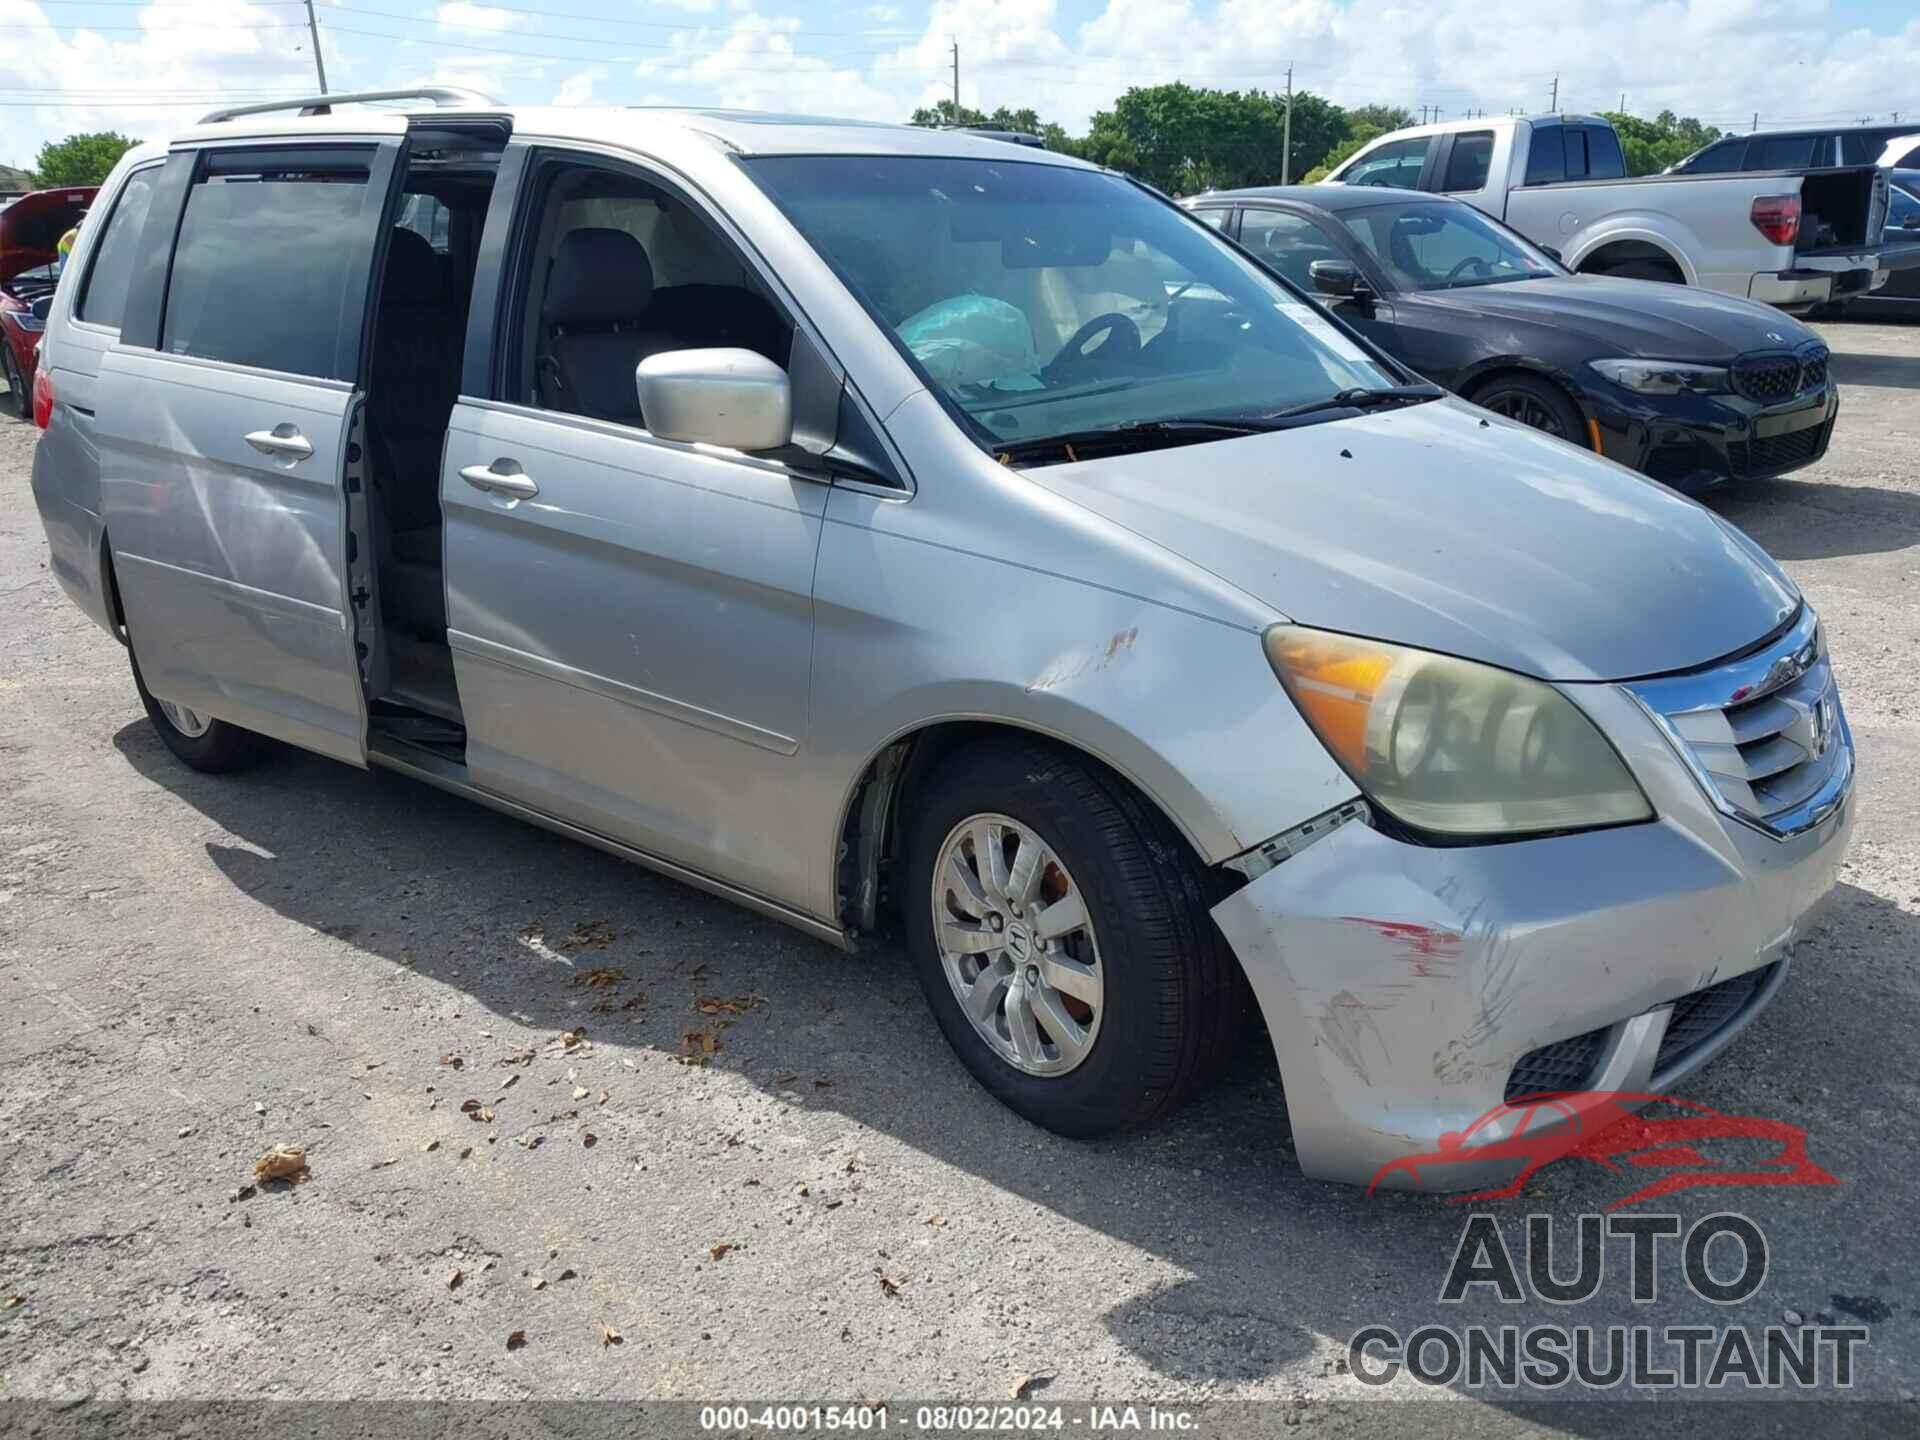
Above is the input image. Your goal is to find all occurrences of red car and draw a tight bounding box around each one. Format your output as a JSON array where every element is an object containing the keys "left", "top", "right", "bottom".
[
  {"left": 1, "top": 186, "right": 96, "bottom": 420},
  {"left": 1367, "top": 1090, "right": 1838, "bottom": 1208}
]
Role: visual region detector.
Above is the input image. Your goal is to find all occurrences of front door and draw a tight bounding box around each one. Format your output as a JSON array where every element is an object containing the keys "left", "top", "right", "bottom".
[
  {"left": 440, "top": 148, "right": 827, "bottom": 910},
  {"left": 98, "top": 141, "right": 400, "bottom": 765}
]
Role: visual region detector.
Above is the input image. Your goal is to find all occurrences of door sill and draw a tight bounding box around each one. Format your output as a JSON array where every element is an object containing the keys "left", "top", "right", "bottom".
[{"left": 365, "top": 734, "right": 848, "bottom": 950}]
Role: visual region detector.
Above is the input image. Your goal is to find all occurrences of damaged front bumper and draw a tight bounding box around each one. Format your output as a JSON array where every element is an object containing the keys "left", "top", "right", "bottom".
[{"left": 1210, "top": 675, "right": 1855, "bottom": 1192}]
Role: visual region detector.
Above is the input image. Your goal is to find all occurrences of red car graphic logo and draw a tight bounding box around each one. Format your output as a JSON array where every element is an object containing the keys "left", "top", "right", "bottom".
[{"left": 1368, "top": 1091, "right": 1838, "bottom": 1208}]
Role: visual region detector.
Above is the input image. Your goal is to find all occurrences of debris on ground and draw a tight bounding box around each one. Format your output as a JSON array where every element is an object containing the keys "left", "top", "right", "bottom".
[
  {"left": 252, "top": 1144, "right": 310, "bottom": 1184},
  {"left": 709, "top": 1241, "right": 739, "bottom": 1262},
  {"left": 559, "top": 920, "right": 615, "bottom": 952},
  {"left": 506, "top": 1330, "right": 527, "bottom": 1351},
  {"left": 446, "top": 1268, "right": 463, "bottom": 1291},
  {"left": 694, "top": 993, "right": 764, "bottom": 1017},
  {"left": 439, "top": 1052, "right": 465, "bottom": 1070},
  {"left": 576, "top": 965, "right": 625, "bottom": 988},
  {"left": 500, "top": 1047, "right": 537, "bottom": 1067},
  {"left": 873, "top": 1268, "right": 905, "bottom": 1298},
  {"left": 460, "top": 1099, "right": 495, "bottom": 1123},
  {"left": 673, "top": 1028, "right": 722, "bottom": 1065},
  {"left": 595, "top": 1321, "right": 624, "bottom": 1347},
  {"left": 1010, "top": 1372, "right": 1054, "bottom": 1401}
]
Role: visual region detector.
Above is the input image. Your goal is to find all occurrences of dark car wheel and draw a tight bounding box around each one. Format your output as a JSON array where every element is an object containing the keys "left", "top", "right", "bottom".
[
  {"left": 129, "top": 635, "right": 264, "bottom": 774},
  {"left": 1472, "top": 374, "right": 1586, "bottom": 445},
  {"left": 901, "top": 738, "right": 1237, "bottom": 1138},
  {"left": 1597, "top": 258, "right": 1685, "bottom": 285},
  {"left": 0, "top": 345, "right": 25, "bottom": 421}
]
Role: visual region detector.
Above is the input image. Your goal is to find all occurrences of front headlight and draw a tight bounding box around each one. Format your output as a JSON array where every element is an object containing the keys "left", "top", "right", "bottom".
[
  {"left": 1589, "top": 358, "right": 1729, "bottom": 395},
  {"left": 1264, "top": 626, "right": 1652, "bottom": 838}
]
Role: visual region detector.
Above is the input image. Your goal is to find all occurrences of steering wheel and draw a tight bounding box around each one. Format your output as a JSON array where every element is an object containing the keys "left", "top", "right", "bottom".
[
  {"left": 1445, "top": 255, "right": 1494, "bottom": 283},
  {"left": 1042, "top": 312, "right": 1141, "bottom": 385}
]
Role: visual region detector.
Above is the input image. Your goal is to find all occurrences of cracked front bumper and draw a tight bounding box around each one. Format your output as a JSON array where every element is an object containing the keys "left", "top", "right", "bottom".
[{"left": 1210, "top": 682, "right": 1855, "bottom": 1191}]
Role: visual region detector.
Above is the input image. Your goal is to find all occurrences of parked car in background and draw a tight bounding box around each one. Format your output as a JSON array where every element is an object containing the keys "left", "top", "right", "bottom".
[
  {"left": 31, "top": 95, "right": 1854, "bottom": 1191},
  {"left": 1190, "top": 185, "right": 1839, "bottom": 492},
  {"left": 0, "top": 185, "right": 96, "bottom": 419},
  {"left": 1321, "top": 113, "right": 1920, "bottom": 312},
  {"left": 1670, "top": 125, "right": 1920, "bottom": 175},
  {"left": 1824, "top": 170, "right": 1920, "bottom": 320}
]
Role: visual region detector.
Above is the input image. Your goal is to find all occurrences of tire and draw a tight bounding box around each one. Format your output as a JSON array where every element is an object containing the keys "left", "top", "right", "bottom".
[
  {"left": 1598, "top": 258, "right": 1684, "bottom": 285},
  {"left": 901, "top": 738, "right": 1237, "bottom": 1138},
  {"left": 0, "top": 347, "right": 25, "bottom": 421},
  {"left": 128, "top": 636, "right": 263, "bottom": 773},
  {"left": 1471, "top": 373, "right": 1587, "bottom": 445}
]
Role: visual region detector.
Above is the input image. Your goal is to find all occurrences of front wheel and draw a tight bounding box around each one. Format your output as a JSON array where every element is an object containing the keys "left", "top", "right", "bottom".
[
  {"left": 128, "top": 636, "right": 263, "bottom": 773},
  {"left": 1472, "top": 374, "right": 1586, "bottom": 446},
  {"left": 0, "top": 346, "right": 25, "bottom": 421},
  {"left": 902, "top": 739, "right": 1237, "bottom": 1137}
]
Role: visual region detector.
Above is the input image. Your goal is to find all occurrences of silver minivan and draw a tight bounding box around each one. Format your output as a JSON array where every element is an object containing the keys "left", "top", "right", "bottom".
[{"left": 29, "top": 92, "right": 1855, "bottom": 1190}]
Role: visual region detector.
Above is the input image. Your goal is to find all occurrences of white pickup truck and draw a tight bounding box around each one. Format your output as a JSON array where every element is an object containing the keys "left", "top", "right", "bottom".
[{"left": 1322, "top": 113, "right": 1920, "bottom": 312}]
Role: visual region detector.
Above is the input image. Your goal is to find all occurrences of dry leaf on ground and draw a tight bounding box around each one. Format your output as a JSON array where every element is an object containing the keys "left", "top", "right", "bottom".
[
  {"left": 501, "top": 1047, "right": 536, "bottom": 1067},
  {"left": 694, "top": 993, "right": 764, "bottom": 1017},
  {"left": 708, "top": 1241, "right": 739, "bottom": 1262},
  {"left": 252, "top": 1144, "right": 310, "bottom": 1183},
  {"left": 3, "top": 1296, "right": 24, "bottom": 1309},
  {"left": 575, "top": 965, "right": 625, "bottom": 988},
  {"left": 446, "top": 1268, "right": 463, "bottom": 1291},
  {"left": 672, "top": 1029, "right": 722, "bottom": 1066},
  {"left": 572, "top": 1086, "right": 590, "bottom": 1101},
  {"left": 874, "top": 1268, "right": 905, "bottom": 1298},
  {"left": 506, "top": 1329, "right": 527, "bottom": 1351},
  {"left": 560, "top": 920, "right": 615, "bottom": 952},
  {"left": 1009, "top": 1372, "right": 1054, "bottom": 1401},
  {"left": 595, "top": 1321, "right": 624, "bottom": 1347},
  {"left": 926, "top": 1214, "right": 946, "bottom": 1228},
  {"left": 438, "top": 1052, "right": 464, "bottom": 1069},
  {"left": 460, "top": 1099, "right": 495, "bottom": 1123}
]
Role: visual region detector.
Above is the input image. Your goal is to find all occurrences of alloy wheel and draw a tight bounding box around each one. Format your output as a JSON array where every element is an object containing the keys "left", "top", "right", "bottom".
[
  {"left": 931, "top": 813, "right": 1103, "bottom": 1077},
  {"left": 1479, "top": 389, "right": 1569, "bottom": 438},
  {"left": 157, "top": 699, "right": 213, "bottom": 737}
]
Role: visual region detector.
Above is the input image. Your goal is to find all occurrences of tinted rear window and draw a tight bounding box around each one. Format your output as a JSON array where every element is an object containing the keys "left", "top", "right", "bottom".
[
  {"left": 76, "top": 168, "right": 158, "bottom": 330},
  {"left": 1751, "top": 136, "right": 1819, "bottom": 170},
  {"left": 1585, "top": 126, "right": 1626, "bottom": 180},
  {"left": 1678, "top": 140, "right": 1746, "bottom": 173},
  {"left": 1524, "top": 127, "right": 1565, "bottom": 185},
  {"left": 1443, "top": 132, "right": 1494, "bottom": 191},
  {"left": 162, "top": 151, "right": 377, "bottom": 379}
]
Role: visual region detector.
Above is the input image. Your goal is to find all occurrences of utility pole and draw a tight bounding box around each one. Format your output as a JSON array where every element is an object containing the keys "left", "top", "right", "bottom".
[
  {"left": 1280, "top": 65, "right": 1293, "bottom": 185},
  {"left": 1751, "top": 111, "right": 1758, "bottom": 132},
  {"left": 950, "top": 39, "right": 959, "bottom": 113},
  {"left": 303, "top": 0, "right": 329, "bottom": 93},
  {"left": 1548, "top": 74, "right": 1558, "bottom": 112},
  {"left": 1618, "top": 91, "right": 1625, "bottom": 114}
]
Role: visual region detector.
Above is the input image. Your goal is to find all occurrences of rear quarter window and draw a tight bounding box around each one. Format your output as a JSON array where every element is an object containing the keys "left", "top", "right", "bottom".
[
  {"left": 161, "top": 151, "right": 379, "bottom": 380},
  {"left": 1443, "top": 132, "right": 1494, "bottom": 191},
  {"left": 1585, "top": 127, "right": 1626, "bottom": 180},
  {"left": 1523, "top": 127, "right": 1565, "bottom": 185},
  {"left": 75, "top": 167, "right": 159, "bottom": 330}
]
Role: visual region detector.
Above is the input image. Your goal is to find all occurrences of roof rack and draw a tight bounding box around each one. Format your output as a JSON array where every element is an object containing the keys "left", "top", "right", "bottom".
[{"left": 200, "top": 87, "right": 496, "bottom": 125}]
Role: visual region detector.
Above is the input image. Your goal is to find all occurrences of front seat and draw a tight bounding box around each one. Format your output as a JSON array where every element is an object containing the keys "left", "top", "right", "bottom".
[{"left": 540, "top": 228, "right": 677, "bottom": 424}]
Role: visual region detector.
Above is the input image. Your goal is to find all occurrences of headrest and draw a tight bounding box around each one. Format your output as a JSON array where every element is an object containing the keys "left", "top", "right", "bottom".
[
  {"left": 544, "top": 227, "right": 655, "bottom": 327},
  {"left": 382, "top": 226, "right": 444, "bottom": 305}
]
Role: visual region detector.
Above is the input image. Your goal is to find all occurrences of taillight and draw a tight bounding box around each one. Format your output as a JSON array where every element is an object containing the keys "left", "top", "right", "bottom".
[
  {"left": 30, "top": 362, "right": 53, "bottom": 429},
  {"left": 1751, "top": 193, "right": 1801, "bottom": 247}
]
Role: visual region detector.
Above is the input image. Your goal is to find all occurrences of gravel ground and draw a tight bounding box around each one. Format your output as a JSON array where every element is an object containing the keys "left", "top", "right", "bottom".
[{"left": 1, "top": 322, "right": 1917, "bottom": 1427}]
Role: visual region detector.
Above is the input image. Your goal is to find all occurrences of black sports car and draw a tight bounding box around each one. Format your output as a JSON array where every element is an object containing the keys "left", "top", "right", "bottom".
[{"left": 1188, "top": 185, "right": 1839, "bottom": 493}]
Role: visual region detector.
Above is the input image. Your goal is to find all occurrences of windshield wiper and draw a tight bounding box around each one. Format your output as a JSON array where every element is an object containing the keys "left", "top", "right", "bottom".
[
  {"left": 994, "top": 416, "right": 1281, "bottom": 464},
  {"left": 1262, "top": 384, "right": 1445, "bottom": 423}
]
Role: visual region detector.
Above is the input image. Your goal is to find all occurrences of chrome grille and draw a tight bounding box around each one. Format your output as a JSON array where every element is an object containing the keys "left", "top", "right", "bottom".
[{"left": 1627, "top": 607, "right": 1851, "bottom": 839}]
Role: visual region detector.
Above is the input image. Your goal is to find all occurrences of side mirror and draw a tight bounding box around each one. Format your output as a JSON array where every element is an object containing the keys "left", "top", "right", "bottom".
[
  {"left": 1903, "top": 213, "right": 1920, "bottom": 230},
  {"left": 1309, "top": 258, "right": 1368, "bottom": 301},
  {"left": 636, "top": 348, "right": 793, "bottom": 452}
]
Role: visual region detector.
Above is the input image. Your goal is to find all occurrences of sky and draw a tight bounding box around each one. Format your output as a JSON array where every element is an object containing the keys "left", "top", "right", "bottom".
[{"left": 4, "top": 0, "right": 1920, "bottom": 170}]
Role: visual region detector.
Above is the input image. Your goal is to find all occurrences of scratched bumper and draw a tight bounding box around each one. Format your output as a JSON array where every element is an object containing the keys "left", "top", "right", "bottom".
[{"left": 1209, "top": 682, "right": 1855, "bottom": 1191}]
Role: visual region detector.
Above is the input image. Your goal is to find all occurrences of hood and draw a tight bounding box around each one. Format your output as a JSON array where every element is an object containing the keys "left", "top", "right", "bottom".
[
  {"left": 1024, "top": 398, "right": 1798, "bottom": 683},
  {"left": 1417, "top": 274, "right": 1816, "bottom": 361},
  {"left": 0, "top": 187, "right": 95, "bottom": 285}
]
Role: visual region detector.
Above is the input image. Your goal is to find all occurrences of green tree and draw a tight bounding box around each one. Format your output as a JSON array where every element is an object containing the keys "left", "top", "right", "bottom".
[
  {"left": 1599, "top": 110, "right": 1724, "bottom": 175},
  {"left": 910, "top": 101, "right": 1070, "bottom": 150},
  {"left": 1345, "top": 104, "right": 1415, "bottom": 136},
  {"left": 1072, "top": 83, "right": 1347, "bottom": 193},
  {"left": 32, "top": 131, "right": 138, "bottom": 187}
]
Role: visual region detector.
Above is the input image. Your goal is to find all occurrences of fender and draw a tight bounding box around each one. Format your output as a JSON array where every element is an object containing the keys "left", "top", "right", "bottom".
[{"left": 1564, "top": 218, "right": 1700, "bottom": 285}]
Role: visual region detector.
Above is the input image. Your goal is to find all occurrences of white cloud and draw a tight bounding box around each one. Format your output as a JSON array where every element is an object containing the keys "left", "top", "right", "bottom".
[
  {"left": 554, "top": 67, "right": 606, "bottom": 107},
  {"left": 434, "top": 3, "right": 522, "bottom": 35}
]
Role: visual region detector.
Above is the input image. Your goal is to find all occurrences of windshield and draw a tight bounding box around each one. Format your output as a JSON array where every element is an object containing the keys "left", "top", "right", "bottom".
[
  {"left": 744, "top": 155, "right": 1398, "bottom": 447},
  {"left": 1340, "top": 200, "right": 1559, "bottom": 292}
]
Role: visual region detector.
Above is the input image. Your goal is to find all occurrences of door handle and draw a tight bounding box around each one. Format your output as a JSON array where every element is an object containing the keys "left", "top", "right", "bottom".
[
  {"left": 459, "top": 461, "right": 538, "bottom": 499},
  {"left": 244, "top": 424, "right": 314, "bottom": 460}
]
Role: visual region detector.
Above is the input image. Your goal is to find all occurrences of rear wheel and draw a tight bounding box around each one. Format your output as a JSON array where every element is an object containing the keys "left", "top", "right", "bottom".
[
  {"left": 1596, "top": 258, "right": 1685, "bottom": 285},
  {"left": 902, "top": 739, "right": 1236, "bottom": 1137},
  {"left": 128, "top": 635, "right": 263, "bottom": 773},
  {"left": 1471, "top": 373, "right": 1586, "bottom": 445},
  {"left": 0, "top": 347, "right": 25, "bottom": 421}
]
